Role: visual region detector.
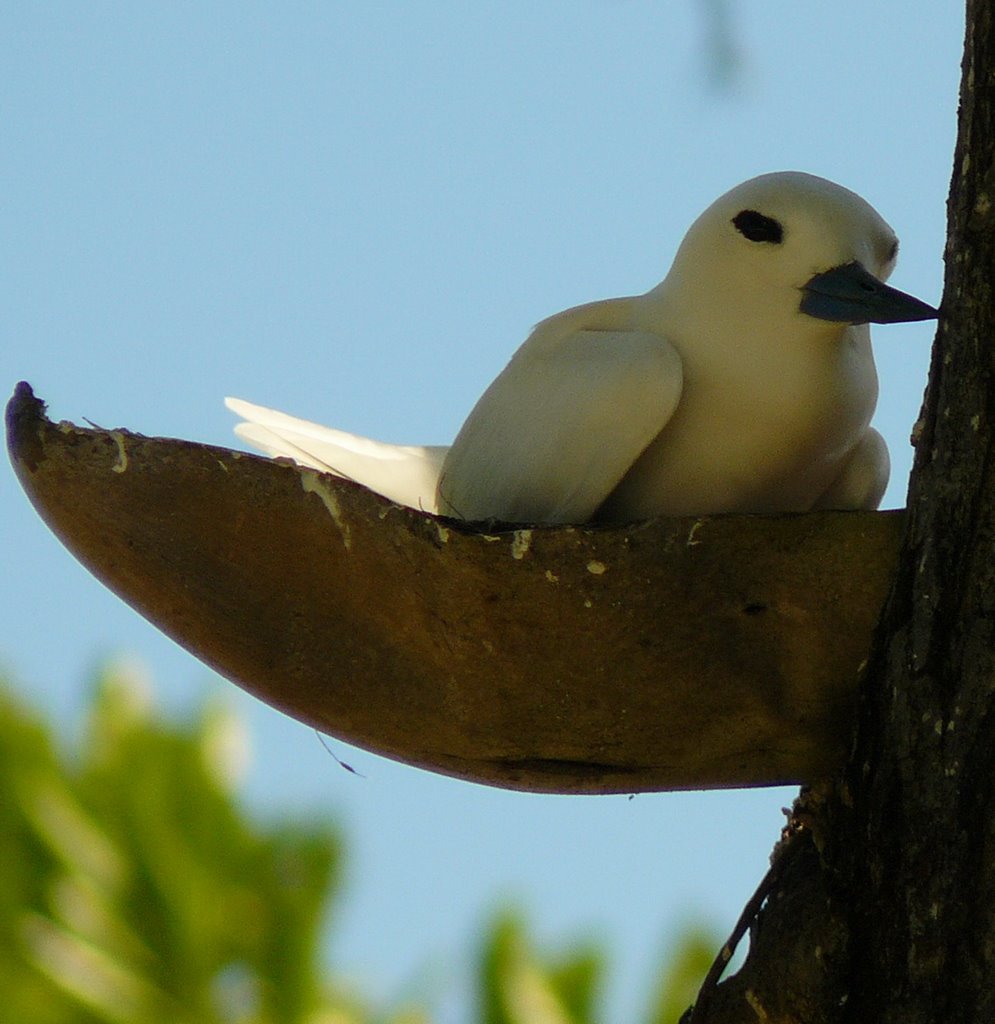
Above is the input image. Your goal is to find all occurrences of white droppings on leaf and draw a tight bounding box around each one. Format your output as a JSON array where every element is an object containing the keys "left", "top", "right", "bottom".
[
  {"left": 109, "top": 431, "right": 128, "bottom": 474},
  {"left": 511, "top": 529, "right": 533, "bottom": 560},
  {"left": 300, "top": 470, "right": 352, "bottom": 550}
]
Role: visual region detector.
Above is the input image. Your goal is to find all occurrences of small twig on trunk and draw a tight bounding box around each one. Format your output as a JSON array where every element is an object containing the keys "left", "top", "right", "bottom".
[{"left": 685, "top": 803, "right": 814, "bottom": 1023}]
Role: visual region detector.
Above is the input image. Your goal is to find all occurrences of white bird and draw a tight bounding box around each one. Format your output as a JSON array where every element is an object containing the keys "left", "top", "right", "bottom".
[{"left": 227, "top": 172, "right": 936, "bottom": 525}]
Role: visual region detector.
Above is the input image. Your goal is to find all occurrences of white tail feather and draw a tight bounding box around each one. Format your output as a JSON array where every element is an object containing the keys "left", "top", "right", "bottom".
[{"left": 225, "top": 397, "right": 447, "bottom": 513}]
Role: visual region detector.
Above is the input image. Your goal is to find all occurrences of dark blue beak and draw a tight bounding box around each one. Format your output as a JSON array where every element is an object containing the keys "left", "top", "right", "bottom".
[{"left": 800, "top": 261, "right": 938, "bottom": 325}]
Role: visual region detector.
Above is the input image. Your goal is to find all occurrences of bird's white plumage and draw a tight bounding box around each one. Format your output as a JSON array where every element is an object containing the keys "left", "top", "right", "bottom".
[
  {"left": 436, "top": 317, "right": 684, "bottom": 522},
  {"left": 224, "top": 397, "right": 447, "bottom": 513},
  {"left": 228, "top": 172, "right": 936, "bottom": 525}
]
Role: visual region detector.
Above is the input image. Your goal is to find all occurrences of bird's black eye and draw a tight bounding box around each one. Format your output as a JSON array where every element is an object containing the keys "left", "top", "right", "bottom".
[{"left": 733, "top": 210, "right": 784, "bottom": 244}]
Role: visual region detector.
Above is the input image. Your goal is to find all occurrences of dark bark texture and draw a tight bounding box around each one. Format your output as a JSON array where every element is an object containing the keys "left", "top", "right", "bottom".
[
  {"left": 835, "top": 0, "right": 995, "bottom": 1018},
  {"left": 695, "top": 2, "right": 995, "bottom": 1021}
]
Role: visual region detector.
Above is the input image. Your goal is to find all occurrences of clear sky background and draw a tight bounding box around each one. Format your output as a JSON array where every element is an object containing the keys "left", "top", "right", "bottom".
[{"left": 3, "top": 3, "right": 962, "bottom": 1021}]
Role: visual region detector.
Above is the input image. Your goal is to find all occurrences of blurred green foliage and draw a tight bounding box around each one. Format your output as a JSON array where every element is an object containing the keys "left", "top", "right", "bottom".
[
  {"left": 0, "top": 665, "right": 716, "bottom": 1023},
  {"left": 478, "top": 910, "right": 601, "bottom": 1024},
  {"left": 646, "top": 927, "right": 718, "bottom": 1024}
]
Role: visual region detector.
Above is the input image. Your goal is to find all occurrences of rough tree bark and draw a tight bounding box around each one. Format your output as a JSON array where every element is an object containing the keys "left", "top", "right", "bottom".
[{"left": 693, "top": 2, "right": 995, "bottom": 1021}]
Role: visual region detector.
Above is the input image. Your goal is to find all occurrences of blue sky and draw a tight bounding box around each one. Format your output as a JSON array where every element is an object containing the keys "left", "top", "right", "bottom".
[{"left": 3, "top": 3, "right": 962, "bottom": 1020}]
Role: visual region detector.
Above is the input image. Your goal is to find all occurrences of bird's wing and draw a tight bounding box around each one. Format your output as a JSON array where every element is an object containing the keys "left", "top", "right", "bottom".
[
  {"left": 437, "top": 327, "right": 683, "bottom": 524},
  {"left": 225, "top": 397, "right": 447, "bottom": 513}
]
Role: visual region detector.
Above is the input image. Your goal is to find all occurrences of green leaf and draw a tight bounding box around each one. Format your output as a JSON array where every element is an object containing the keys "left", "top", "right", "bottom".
[
  {"left": 478, "top": 908, "right": 603, "bottom": 1024},
  {"left": 645, "top": 924, "right": 719, "bottom": 1024}
]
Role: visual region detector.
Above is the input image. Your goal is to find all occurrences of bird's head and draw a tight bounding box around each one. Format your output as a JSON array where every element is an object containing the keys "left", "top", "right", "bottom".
[{"left": 662, "top": 171, "right": 937, "bottom": 329}]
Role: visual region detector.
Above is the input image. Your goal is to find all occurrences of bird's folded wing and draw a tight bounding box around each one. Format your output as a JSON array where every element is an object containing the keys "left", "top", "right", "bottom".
[
  {"left": 225, "top": 397, "right": 447, "bottom": 513},
  {"left": 437, "top": 329, "right": 683, "bottom": 524}
]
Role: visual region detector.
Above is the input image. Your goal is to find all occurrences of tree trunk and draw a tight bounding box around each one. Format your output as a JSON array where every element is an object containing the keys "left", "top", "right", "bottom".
[{"left": 693, "top": 1, "right": 995, "bottom": 1020}]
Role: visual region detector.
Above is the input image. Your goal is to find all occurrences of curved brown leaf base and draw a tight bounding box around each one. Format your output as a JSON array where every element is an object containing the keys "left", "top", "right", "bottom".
[{"left": 6, "top": 381, "right": 902, "bottom": 793}]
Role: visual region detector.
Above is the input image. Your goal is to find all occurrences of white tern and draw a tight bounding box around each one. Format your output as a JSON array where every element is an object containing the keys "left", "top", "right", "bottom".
[{"left": 227, "top": 172, "right": 937, "bottom": 525}]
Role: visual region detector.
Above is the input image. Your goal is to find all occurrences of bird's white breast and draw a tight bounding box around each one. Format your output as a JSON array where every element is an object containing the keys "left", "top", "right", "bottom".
[{"left": 598, "top": 306, "right": 879, "bottom": 520}]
